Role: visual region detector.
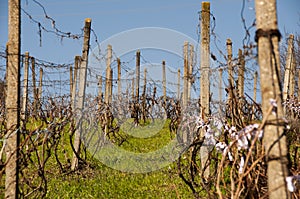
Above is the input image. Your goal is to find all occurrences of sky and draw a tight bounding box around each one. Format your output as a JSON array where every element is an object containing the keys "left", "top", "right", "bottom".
[{"left": 0, "top": 0, "right": 299, "bottom": 100}]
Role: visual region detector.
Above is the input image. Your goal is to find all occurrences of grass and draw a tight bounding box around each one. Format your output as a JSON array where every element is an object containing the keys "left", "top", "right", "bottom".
[
  {"left": 46, "top": 162, "right": 193, "bottom": 199},
  {"left": 4, "top": 116, "right": 298, "bottom": 198},
  {"left": 41, "top": 119, "right": 194, "bottom": 198}
]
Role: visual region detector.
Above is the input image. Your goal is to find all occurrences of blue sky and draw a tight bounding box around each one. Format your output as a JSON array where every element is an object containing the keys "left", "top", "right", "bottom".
[
  {"left": 0, "top": 0, "right": 299, "bottom": 100},
  {"left": 1, "top": 0, "right": 299, "bottom": 62}
]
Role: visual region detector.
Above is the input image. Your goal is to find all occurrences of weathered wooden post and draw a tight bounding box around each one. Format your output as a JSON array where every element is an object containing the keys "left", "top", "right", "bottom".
[
  {"left": 70, "top": 66, "right": 73, "bottom": 97},
  {"left": 227, "top": 39, "right": 234, "bottom": 90},
  {"left": 38, "top": 68, "right": 43, "bottom": 101},
  {"left": 36, "top": 68, "right": 43, "bottom": 116},
  {"left": 199, "top": 1, "right": 211, "bottom": 180},
  {"left": 21, "top": 52, "right": 29, "bottom": 122},
  {"left": 131, "top": 78, "right": 135, "bottom": 100},
  {"left": 109, "top": 67, "right": 113, "bottom": 104},
  {"left": 5, "top": 0, "right": 21, "bottom": 198},
  {"left": 98, "top": 75, "right": 102, "bottom": 101},
  {"left": 252, "top": 71, "right": 258, "bottom": 120},
  {"left": 200, "top": 3, "right": 210, "bottom": 119},
  {"left": 237, "top": 49, "right": 245, "bottom": 119},
  {"left": 117, "top": 58, "right": 121, "bottom": 97},
  {"left": 162, "top": 60, "right": 167, "bottom": 104},
  {"left": 237, "top": 49, "right": 245, "bottom": 98},
  {"left": 226, "top": 39, "right": 236, "bottom": 126},
  {"left": 283, "top": 34, "right": 294, "bottom": 102},
  {"left": 143, "top": 68, "right": 147, "bottom": 99},
  {"left": 71, "top": 18, "right": 91, "bottom": 171},
  {"left": 31, "top": 56, "right": 37, "bottom": 117},
  {"left": 254, "top": 72, "right": 258, "bottom": 104},
  {"left": 183, "top": 41, "right": 189, "bottom": 107},
  {"left": 105, "top": 45, "right": 112, "bottom": 104},
  {"left": 71, "top": 56, "right": 80, "bottom": 111},
  {"left": 136, "top": 50, "right": 140, "bottom": 102},
  {"left": 188, "top": 44, "right": 194, "bottom": 102},
  {"left": 289, "top": 51, "right": 296, "bottom": 98},
  {"left": 254, "top": 0, "right": 289, "bottom": 198},
  {"left": 218, "top": 68, "right": 223, "bottom": 115},
  {"left": 177, "top": 69, "right": 181, "bottom": 99},
  {"left": 142, "top": 68, "right": 147, "bottom": 123}
]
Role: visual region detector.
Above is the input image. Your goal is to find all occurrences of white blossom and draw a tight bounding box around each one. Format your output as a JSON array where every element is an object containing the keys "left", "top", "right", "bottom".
[
  {"left": 215, "top": 142, "right": 233, "bottom": 161},
  {"left": 227, "top": 150, "right": 233, "bottom": 161},
  {"left": 196, "top": 117, "right": 205, "bottom": 129},
  {"left": 237, "top": 135, "right": 249, "bottom": 150},
  {"left": 229, "top": 126, "right": 237, "bottom": 136},
  {"left": 286, "top": 175, "right": 300, "bottom": 192},
  {"left": 215, "top": 142, "right": 227, "bottom": 152},
  {"left": 269, "top": 98, "right": 277, "bottom": 107},
  {"left": 234, "top": 124, "right": 263, "bottom": 150},
  {"left": 204, "top": 127, "right": 216, "bottom": 146},
  {"left": 214, "top": 119, "right": 223, "bottom": 130},
  {"left": 239, "top": 156, "right": 245, "bottom": 174}
]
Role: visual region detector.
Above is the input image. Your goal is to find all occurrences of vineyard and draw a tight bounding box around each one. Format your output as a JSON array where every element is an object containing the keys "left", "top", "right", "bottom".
[{"left": 0, "top": 0, "right": 300, "bottom": 198}]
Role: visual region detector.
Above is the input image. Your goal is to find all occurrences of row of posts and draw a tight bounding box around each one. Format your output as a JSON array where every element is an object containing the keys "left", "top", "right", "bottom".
[
  {"left": 20, "top": 14, "right": 297, "bottom": 177},
  {"left": 19, "top": 9, "right": 263, "bottom": 130},
  {"left": 21, "top": 52, "right": 43, "bottom": 122}
]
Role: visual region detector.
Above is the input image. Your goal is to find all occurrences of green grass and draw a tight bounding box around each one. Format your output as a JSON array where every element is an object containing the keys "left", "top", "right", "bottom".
[
  {"left": 2, "top": 116, "right": 299, "bottom": 198},
  {"left": 119, "top": 119, "right": 170, "bottom": 153},
  {"left": 41, "top": 119, "right": 194, "bottom": 198},
  {"left": 46, "top": 162, "right": 193, "bottom": 199}
]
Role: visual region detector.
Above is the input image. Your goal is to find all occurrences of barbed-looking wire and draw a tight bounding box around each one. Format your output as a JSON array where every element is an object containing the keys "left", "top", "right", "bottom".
[
  {"left": 21, "top": 0, "right": 84, "bottom": 46},
  {"left": 0, "top": 0, "right": 260, "bottom": 103},
  {"left": 240, "top": 0, "right": 256, "bottom": 48}
]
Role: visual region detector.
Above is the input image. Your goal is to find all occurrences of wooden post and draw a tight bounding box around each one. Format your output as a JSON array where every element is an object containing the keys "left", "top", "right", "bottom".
[
  {"left": 105, "top": 45, "right": 112, "bottom": 104},
  {"left": 21, "top": 52, "right": 29, "bottom": 121},
  {"left": 142, "top": 68, "right": 147, "bottom": 123},
  {"left": 252, "top": 71, "right": 258, "bottom": 120},
  {"left": 5, "top": 0, "right": 21, "bottom": 198},
  {"left": 237, "top": 49, "right": 245, "bottom": 120},
  {"left": 117, "top": 58, "right": 121, "bottom": 96},
  {"left": 226, "top": 39, "right": 236, "bottom": 126},
  {"left": 131, "top": 78, "right": 135, "bottom": 100},
  {"left": 71, "top": 56, "right": 80, "bottom": 112},
  {"left": 31, "top": 56, "right": 37, "bottom": 117},
  {"left": 282, "top": 34, "right": 294, "bottom": 102},
  {"left": 153, "top": 86, "right": 157, "bottom": 100},
  {"left": 253, "top": 71, "right": 258, "bottom": 104},
  {"left": 188, "top": 44, "right": 194, "bottom": 102},
  {"left": 200, "top": 1, "right": 211, "bottom": 180},
  {"left": 237, "top": 49, "right": 245, "bottom": 98},
  {"left": 70, "top": 66, "right": 73, "bottom": 97},
  {"left": 177, "top": 69, "right": 181, "bottom": 99},
  {"left": 109, "top": 68, "right": 113, "bottom": 103},
  {"left": 38, "top": 68, "right": 43, "bottom": 101},
  {"left": 183, "top": 41, "right": 189, "bottom": 107},
  {"left": 125, "top": 80, "right": 129, "bottom": 98},
  {"left": 289, "top": 38, "right": 296, "bottom": 98},
  {"left": 254, "top": 0, "right": 289, "bottom": 198},
  {"left": 136, "top": 50, "right": 140, "bottom": 101},
  {"left": 162, "top": 60, "right": 167, "bottom": 103},
  {"left": 218, "top": 68, "right": 223, "bottom": 115},
  {"left": 98, "top": 76, "right": 102, "bottom": 101},
  {"left": 71, "top": 18, "right": 91, "bottom": 171},
  {"left": 227, "top": 39, "right": 234, "bottom": 93},
  {"left": 200, "top": 2, "right": 210, "bottom": 118},
  {"left": 37, "top": 68, "right": 43, "bottom": 115},
  {"left": 143, "top": 68, "right": 147, "bottom": 98},
  {"left": 289, "top": 51, "right": 296, "bottom": 98},
  {"left": 105, "top": 64, "right": 113, "bottom": 105}
]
